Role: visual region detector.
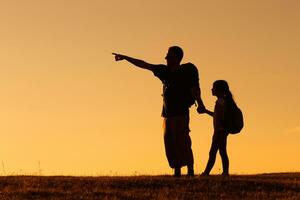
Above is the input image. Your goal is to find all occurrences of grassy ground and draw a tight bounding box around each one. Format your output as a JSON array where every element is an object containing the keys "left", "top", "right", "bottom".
[{"left": 0, "top": 173, "right": 299, "bottom": 200}]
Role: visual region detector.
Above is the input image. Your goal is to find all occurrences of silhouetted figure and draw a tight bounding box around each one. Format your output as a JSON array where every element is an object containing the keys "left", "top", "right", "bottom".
[
  {"left": 113, "top": 46, "right": 206, "bottom": 177},
  {"left": 202, "top": 80, "right": 237, "bottom": 176}
]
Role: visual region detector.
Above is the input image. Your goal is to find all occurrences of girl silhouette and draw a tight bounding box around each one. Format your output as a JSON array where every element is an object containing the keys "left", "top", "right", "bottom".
[{"left": 202, "top": 80, "right": 236, "bottom": 176}]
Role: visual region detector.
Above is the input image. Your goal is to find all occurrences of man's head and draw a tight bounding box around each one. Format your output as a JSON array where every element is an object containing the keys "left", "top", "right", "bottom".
[{"left": 165, "top": 46, "right": 184, "bottom": 67}]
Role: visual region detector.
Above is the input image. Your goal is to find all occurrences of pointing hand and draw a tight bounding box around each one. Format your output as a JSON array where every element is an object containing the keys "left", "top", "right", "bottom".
[{"left": 112, "top": 53, "right": 125, "bottom": 61}]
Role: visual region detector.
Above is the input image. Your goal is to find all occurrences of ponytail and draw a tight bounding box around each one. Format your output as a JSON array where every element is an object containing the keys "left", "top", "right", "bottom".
[{"left": 225, "top": 90, "right": 236, "bottom": 105}]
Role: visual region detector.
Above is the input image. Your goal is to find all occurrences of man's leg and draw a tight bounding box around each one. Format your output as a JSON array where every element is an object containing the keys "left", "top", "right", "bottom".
[
  {"left": 176, "top": 115, "right": 194, "bottom": 176},
  {"left": 165, "top": 115, "right": 194, "bottom": 177},
  {"left": 186, "top": 134, "right": 194, "bottom": 176},
  {"left": 164, "top": 118, "right": 179, "bottom": 176}
]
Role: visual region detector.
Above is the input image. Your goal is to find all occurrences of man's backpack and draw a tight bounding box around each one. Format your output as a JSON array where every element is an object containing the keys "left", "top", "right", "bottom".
[
  {"left": 181, "top": 63, "right": 200, "bottom": 107},
  {"left": 226, "top": 103, "right": 244, "bottom": 134}
]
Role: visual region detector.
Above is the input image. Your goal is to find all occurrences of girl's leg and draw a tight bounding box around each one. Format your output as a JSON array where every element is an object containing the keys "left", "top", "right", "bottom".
[
  {"left": 219, "top": 134, "right": 229, "bottom": 175},
  {"left": 203, "top": 135, "right": 219, "bottom": 175}
]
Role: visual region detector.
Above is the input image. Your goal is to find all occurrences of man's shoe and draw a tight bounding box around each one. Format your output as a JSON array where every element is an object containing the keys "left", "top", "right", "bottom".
[
  {"left": 222, "top": 172, "right": 229, "bottom": 177},
  {"left": 187, "top": 169, "right": 194, "bottom": 177},
  {"left": 174, "top": 168, "right": 181, "bottom": 177}
]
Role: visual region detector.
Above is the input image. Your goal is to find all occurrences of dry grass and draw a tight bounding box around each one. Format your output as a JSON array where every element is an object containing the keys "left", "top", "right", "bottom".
[{"left": 0, "top": 173, "right": 299, "bottom": 199}]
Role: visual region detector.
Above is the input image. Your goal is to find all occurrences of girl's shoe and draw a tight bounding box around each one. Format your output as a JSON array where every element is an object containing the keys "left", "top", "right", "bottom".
[{"left": 200, "top": 172, "right": 209, "bottom": 177}]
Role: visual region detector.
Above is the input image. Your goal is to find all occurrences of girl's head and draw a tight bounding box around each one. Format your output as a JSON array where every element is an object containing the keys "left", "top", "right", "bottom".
[{"left": 212, "top": 80, "right": 235, "bottom": 102}]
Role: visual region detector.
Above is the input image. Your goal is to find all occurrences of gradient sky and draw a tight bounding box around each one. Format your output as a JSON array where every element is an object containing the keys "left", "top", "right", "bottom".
[{"left": 0, "top": 0, "right": 299, "bottom": 175}]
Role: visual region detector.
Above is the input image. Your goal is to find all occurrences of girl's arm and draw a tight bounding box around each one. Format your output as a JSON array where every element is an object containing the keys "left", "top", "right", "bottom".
[{"left": 205, "top": 109, "right": 214, "bottom": 117}]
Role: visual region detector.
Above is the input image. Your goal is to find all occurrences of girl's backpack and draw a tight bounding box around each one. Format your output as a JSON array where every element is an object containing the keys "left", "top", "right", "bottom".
[{"left": 226, "top": 103, "right": 244, "bottom": 134}]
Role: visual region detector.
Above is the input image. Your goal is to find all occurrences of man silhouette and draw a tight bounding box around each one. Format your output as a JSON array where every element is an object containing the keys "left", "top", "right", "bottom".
[{"left": 113, "top": 46, "right": 206, "bottom": 177}]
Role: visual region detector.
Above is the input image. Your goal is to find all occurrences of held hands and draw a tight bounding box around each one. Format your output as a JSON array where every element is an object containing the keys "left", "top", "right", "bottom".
[
  {"left": 197, "top": 105, "right": 206, "bottom": 114},
  {"left": 198, "top": 107, "right": 214, "bottom": 117},
  {"left": 112, "top": 53, "right": 126, "bottom": 61}
]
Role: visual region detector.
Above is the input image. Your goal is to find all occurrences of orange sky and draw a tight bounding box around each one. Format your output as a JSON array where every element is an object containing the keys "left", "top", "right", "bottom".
[{"left": 0, "top": 0, "right": 299, "bottom": 175}]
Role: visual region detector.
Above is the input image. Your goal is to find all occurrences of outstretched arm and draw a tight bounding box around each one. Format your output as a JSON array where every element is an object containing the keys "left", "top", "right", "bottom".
[{"left": 112, "top": 53, "right": 156, "bottom": 71}]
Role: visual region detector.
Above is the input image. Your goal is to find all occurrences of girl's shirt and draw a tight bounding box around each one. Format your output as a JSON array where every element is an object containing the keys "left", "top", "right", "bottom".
[{"left": 213, "top": 98, "right": 225, "bottom": 132}]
